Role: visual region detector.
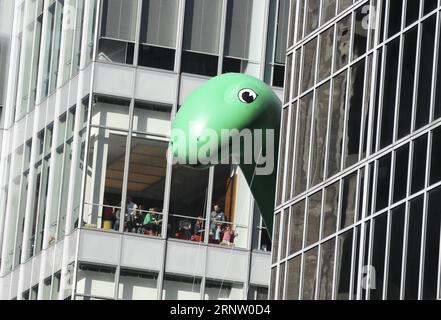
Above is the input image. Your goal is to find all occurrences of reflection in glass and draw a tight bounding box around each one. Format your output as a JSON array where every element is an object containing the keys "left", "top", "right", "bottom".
[
  {"left": 430, "top": 127, "right": 441, "bottom": 185},
  {"left": 327, "top": 71, "right": 347, "bottom": 178},
  {"left": 319, "top": 238, "right": 335, "bottom": 300},
  {"left": 321, "top": 0, "right": 336, "bottom": 24},
  {"left": 286, "top": 255, "right": 301, "bottom": 300},
  {"left": 318, "top": 26, "right": 334, "bottom": 82},
  {"left": 309, "top": 82, "right": 329, "bottom": 187},
  {"left": 277, "top": 262, "right": 286, "bottom": 299},
  {"left": 289, "top": 200, "right": 305, "bottom": 255},
  {"left": 302, "top": 247, "right": 318, "bottom": 299},
  {"left": 353, "top": 6, "right": 367, "bottom": 60},
  {"left": 304, "top": 0, "right": 320, "bottom": 36},
  {"left": 285, "top": 104, "right": 297, "bottom": 201},
  {"left": 334, "top": 15, "right": 351, "bottom": 71},
  {"left": 301, "top": 37, "right": 317, "bottom": 93},
  {"left": 294, "top": 92, "right": 313, "bottom": 195},
  {"left": 306, "top": 191, "right": 321, "bottom": 247},
  {"left": 272, "top": 213, "right": 280, "bottom": 264},
  {"left": 323, "top": 181, "right": 339, "bottom": 239}
]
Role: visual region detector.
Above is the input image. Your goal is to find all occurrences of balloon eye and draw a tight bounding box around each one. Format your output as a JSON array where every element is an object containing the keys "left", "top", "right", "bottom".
[{"left": 238, "top": 89, "right": 258, "bottom": 104}]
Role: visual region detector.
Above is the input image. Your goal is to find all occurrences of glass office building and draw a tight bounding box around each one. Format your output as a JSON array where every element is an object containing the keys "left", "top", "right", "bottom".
[
  {"left": 273, "top": 0, "right": 441, "bottom": 300},
  {"left": 0, "top": 0, "right": 288, "bottom": 300}
]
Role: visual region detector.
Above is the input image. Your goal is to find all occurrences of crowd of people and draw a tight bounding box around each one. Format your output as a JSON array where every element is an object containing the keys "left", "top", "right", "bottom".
[{"left": 101, "top": 198, "right": 237, "bottom": 246}]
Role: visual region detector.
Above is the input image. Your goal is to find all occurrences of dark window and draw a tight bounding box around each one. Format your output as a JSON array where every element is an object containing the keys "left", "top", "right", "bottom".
[
  {"left": 273, "top": 65, "right": 286, "bottom": 87},
  {"left": 340, "top": 172, "right": 357, "bottom": 230},
  {"left": 370, "top": 214, "right": 387, "bottom": 300},
  {"left": 222, "top": 57, "right": 242, "bottom": 74},
  {"left": 371, "top": 48, "right": 383, "bottom": 153},
  {"left": 319, "top": 238, "right": 335, "bottom": 299},
  {"left": 353, "top": 6, "right": 368, "bottom": 60},
  {"left": 398, "top": 27, "right": 418, "bottom": 139},
  {"left": 98, "top": 38, "right": 134, "bottom": 64},
  {"left": 405, "top": 0, "right": 421, "bottom": 26},
  {"left": 335, "top": 230, "right": 353, "bottom": 300},
  {"left": 387, "top": 205, "right": 406, "bottom": 300},
  {"left": 387, "top": 0, "right": 403, "bottom": 38},
  {"left": 415, "top": 15, "right": 436, "bottom": 130},
  {"left": 362, "top": 220, "right": 371, "bottom": 299},
  {"left": 411, "top": 134, "right": 428, "bottom": 194},
  {"left": 272, "top": 214, "right": 280, "bottom": 264},
  {"left": 404, "top": 196, "right": 424, "bottom": 300},
  {"left": 181, "top": 51, "right": 218, "bottom": 77},
  {"left": 380, "top": 37, "right": 400, "bottom": 149},
  {"left": 138, "top": 45, "right": 175, "bottom": 70},
  {"left": 375, "top": 154, "right": 391, "bottom": 212},
  {"left": 344, "top": 59, "right": 365, "bottom": 168},
  {"left": 423, "top": 187, "right": 441, "bottom": 299},
  {"left": 430, "top": 127, "right": 441, "bottom": 185},
  {"left": 424, "top": 0, "right": 438, "bottom": 14},
  {"left": 393, "top": 144, "right": 409, "bottom": 203}
]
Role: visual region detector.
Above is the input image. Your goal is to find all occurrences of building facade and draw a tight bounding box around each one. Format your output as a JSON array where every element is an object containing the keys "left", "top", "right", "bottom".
[
  {"left": 0, "top": 0, "right": 288, "bottom": 300},
  {"left": 273, "top": 0, "right": 441, "bottom": 300}
]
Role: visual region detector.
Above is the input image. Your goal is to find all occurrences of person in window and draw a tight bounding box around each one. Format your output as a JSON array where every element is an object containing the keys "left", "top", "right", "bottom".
[
  {"left": 192, "top": 217, "right": 204, "bottom": 242},
  {"left": 101, "top": 199, "right": 115, "bottom": 230},
  {"left": 220, "top": 225, "right": 234, "bottom": 246},
  {"left": 125, "top": 196, "right": 138, "bottom": 232},
  {"left": 209, "top": 204, "right": 226, "bottom": 237}
]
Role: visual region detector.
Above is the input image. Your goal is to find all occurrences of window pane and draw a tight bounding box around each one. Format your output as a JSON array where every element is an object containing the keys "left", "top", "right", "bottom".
[
  {"left": 404, "top": 196, "right": 424, "bottom": 300},
  {"left": 183, "top": 0, "right": 222, "bottom": 54},
  {"left": 289, "top": 200, "right": 305, "bottom": 255},
  {"left": 302, "top": 247, "right": 318, "bottom": 299},
  {"left": 327, "top": 71, "right": 347, "bottom": 178},
  {"left": 405, "top": 0, "right": 420, "bottom": 27},
  {"left": 83, "top": 127, "right": 128, "bottom": 228},
  {"left": 286, "top": 255, "right": 301, "bottom": 300},
  {"left": 272, "top": 213, "right": 280, "bottom": 264},
  {"left": 344, "top": 59, "right": 365, "bottom": 168},
  {"left": 321, "top": 0, "right": 336, "bottom": 24},
  {"left": 411, "top": 134, "right": 428, "bottom": 194},
  {"left": 276, "top": 108, "right": 289, "bottom": 206},
  {"left": 353, "top": 5, "right": 368, "bottom": 60},
  {"left": 335, "top": 230, "right": 353, "bottom": 299},
  {"left": 423, "top": 187, "right": 441, "bottom": 299},
  {"left": 375, "top": 153, "right": 391, "bottom": 212},
  {"left": 430, "top": 127, "right": 441, "bottom": 185},
  {"left": 334, "top": 15, "right": 351, "bottom": 71},
  {"left": 309, "top": 81, "right": 329, "bottom": 187},
  {"left": 285, "top": 104, "right": 297, "bottom": 201},
  {"left": 380, "top": 37, "right": 399, "bottom": 149},
  {"left": 323, "top": 181, "right": 339, "bottom": 238},
  {"left": 140, "top": 0, "right": 179, "bottom": 48},
  {"left": 370, "top": 214, "right": 387, "bottom": 300},
  {"left": 319, "top": 238, "right": 335, "bottom": 300},
  {"left": 398, "top": 27, "right": 418, "bottom": 139},
  {"left": 393, "top": 144, "right": 409, "bottom": 203},
  {"left": 294, "top": 92, "right": 313, "bottom": 195},
  {"left": 224, "top": 0, "right": 253, "bottom": 59},
  {"left": 387, "top": 0, "right": 403, "bottom": 38},
  {"left": 125, "top": 137, "right": 167, "bottom": 236},
  {"left": 301, "top": 37, "right": 317, "bottom": 93},
  {"left": 101, "top": 0, "right": 137, "bottom": 41},
  {"left": 72, "top": 0, "right": 85, "bottom": 77},
  {"left": 277, "top": 262, "right": 286, "bottom": 299},
  {"left": 304, "top": 0, "right": 320, "bottom": 36},
  {"left": 318, "top": 26, "right": 334, "bottom": 82},
  {"left": 340, "top": 172, "right": 357, "bottom": 230},
  {"left": 181, "top": 51, "right": 218, "bottom": 77},
  {"left": 306, "top": 191, "right": 321, "bottom": 247},
  {"left": 275, "top": 0, "right": 290, "bottom": 64},
  {"left": 387, "top": 205, "right": 405, "bottom": 299},
  {"left": 49, "top": 0, "right": 64, "bottom": 94},
  {"left": 415, "top": 15, "right": 436, "bottom": 130}
]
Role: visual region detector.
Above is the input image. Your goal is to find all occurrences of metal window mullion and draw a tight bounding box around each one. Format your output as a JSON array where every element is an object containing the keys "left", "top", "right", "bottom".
[
  {"left": 217, "top": 0, "right": 228, "bottom": 75},
  {"left": 348, "top": 171, "right": 362, "bottom": 299}
]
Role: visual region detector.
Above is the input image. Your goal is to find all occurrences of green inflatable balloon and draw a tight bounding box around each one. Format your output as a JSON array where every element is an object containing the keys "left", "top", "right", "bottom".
[{"left": 171, "top": 73, "right": 281, "bottom": 235}]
